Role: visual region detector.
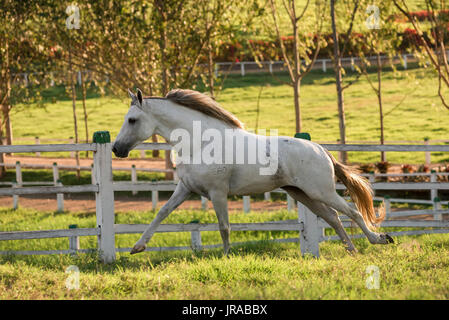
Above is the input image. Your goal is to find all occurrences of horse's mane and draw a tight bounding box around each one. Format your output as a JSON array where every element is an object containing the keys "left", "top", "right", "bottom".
[{"left": 162, "top": 89, "right": 244, "bottom": 129}]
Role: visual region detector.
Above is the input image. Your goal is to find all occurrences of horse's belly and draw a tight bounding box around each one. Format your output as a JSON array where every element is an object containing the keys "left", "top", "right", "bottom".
[{"left": 228, "top": 166, "right": 284, "bottom": 196}]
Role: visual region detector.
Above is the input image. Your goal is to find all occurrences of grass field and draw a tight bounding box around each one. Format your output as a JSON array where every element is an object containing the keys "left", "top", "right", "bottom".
[
  {"left": 11, "top": 64, "right": 449, "bottom": 164},
  {"left": 0, "top": 207, "right": 448, "bottom": 299}
]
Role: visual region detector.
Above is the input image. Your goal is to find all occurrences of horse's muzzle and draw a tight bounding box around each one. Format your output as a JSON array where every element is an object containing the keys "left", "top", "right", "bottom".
[{"left": 112, "top": 142, "right": 129, "bottom": 158}]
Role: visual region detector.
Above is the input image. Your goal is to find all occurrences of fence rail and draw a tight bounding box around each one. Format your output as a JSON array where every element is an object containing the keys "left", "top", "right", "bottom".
[{"left": 1, "top": 137, "right": 449, "bottom": 262}]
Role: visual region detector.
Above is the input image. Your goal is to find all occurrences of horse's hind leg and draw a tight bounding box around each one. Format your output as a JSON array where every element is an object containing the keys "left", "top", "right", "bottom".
[
  {"left": 321, "top": 192, "right": 393, "bottom": 245},
  {"left": 282, "top": 186, "right": 357, "bottom": 253}
]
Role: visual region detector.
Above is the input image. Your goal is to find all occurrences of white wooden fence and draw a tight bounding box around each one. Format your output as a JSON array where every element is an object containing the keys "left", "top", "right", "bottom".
[
  {"left": 214, "top": 53, "right": 420, "bottom": 76},
  {"left": 1, "top": 134, "right": 449, "bottom": 263}
]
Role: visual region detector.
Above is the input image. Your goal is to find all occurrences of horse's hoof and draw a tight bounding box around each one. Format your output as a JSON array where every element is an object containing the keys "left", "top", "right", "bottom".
[
  {"left": 347, "top": 247, "right": 358, "bottom": 254},
  {"left": 130, "top": 244, "right": 146, "bottom": 255},
  {"left": 385, "top": 234, "right": 394, "bottom": 244}
]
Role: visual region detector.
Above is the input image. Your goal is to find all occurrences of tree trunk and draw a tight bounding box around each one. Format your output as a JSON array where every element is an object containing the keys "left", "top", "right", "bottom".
[
  {"left": 331, "top": 0, "right": 347, "bottom": 163},
  {"left": 68, "top": 40, "right": 81, "bottom": 179},
  {"left": 152, "top": 134, "right": 159, "bottom": 158},
  {"left": 292, "top": 0, "right": 302, "bottom": 133},
  {"left": 80, "top": 71, "right": 89, "bottom": 158},
  {"left": 207, "top": 44, "right": 215, "bottom": 98},
  {"left": 2, "top": 36, "right": 12, "bottom": 154},
  {"left": 5, "top": 113, "right": 12, "bottom": 145},
  {"left": 377, "top": 53, "right": 386, "bottom": 162},
  {"left": 0, "top": 130, "right": 5, "bottom": 177},
  {"left": 293, "top": 78, "right": 301, "bottom": 133}
]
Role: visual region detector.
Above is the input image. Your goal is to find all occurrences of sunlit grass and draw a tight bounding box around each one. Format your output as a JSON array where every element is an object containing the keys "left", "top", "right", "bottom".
[
  {"left": 0, "top": 207, "right": 448, "bottom": 299},
  {"left": 10, "top": 65, "right": 449, "bottom": 164}
]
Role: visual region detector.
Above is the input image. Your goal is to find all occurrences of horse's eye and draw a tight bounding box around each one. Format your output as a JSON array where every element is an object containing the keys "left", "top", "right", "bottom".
[{"left": 128, "top": 118, "right": 137, "bottom": 124}]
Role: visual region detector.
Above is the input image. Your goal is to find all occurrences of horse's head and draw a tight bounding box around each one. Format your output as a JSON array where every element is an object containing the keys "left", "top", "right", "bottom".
[{"left": 112, "top": 88, "right": 157, "bottom": 158}]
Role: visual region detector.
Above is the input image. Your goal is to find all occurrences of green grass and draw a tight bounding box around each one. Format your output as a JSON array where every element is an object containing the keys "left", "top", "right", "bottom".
[
  {"left": 0, "top": 207, "right": 448, "bottom": 299},
  {"left": 10, "top": 64, "right": 449, "bottom": 164}
]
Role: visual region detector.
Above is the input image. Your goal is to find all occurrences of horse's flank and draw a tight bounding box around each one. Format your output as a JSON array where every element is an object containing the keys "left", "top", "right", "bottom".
[{"left": 145, "top": 89, "right": 244, "bottom": 129}]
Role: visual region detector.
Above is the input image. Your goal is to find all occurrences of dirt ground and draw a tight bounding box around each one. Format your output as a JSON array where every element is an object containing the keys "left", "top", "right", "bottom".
[
  {"left": 4, "top": 155, "right": 167, "bottom": 170},
  {"left": 0, "top": 194, "right": 289, "bottom": 212}
]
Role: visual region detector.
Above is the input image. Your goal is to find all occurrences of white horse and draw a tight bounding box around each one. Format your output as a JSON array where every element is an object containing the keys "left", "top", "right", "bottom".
[{"left": 112, "top": 88, "right": 393, "bottom": 255}]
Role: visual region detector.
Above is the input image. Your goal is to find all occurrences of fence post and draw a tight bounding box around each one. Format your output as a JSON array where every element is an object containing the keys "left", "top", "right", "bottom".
[
  {"left": 201, "top": 196, "right": 208, "bottom": 210},
  {"left": 243, "top": 196, "right": 250, "bottom": 213},
  {"left": 433, "top": 197, "right": 442, "bottom": 221},
  {"left": 91, "top": 164, "right": 95, "bottom": 184},
  {"left": 424, "top": 138, "right": 431, "bottom": 166},
  {"left": 35, "top": 137, "right": 41, "bottom": 157},
  {"left": 52, "top": 162, "right": 59, "bottom": 182},
  {"left": 264, "top": 192, "right": 271, "bottom": 201},
  {"left": 269, "top": 61, "right": 273, "bottom": 74},
  {"left": 14, "top": 161, "right": 22, "bottom": 208},
  {"left": 430, "top": 170, "right": 437, "bottom": 203},
  {"left": 351, "top": 57, "right": 355, "bottom": 71},
  {"left": 93, "top": 131, "right": 116, "bottom": 263},
  {"left": 297, "top": 202, "right": 320, "bottom": 257},
  {"left": 15, "top": 161, "right": 22, "bottom": 187},
  {"left": 190, "top": 222, "right": 202, "bottom": 252},
  {"left": 56, "top": 180, "right": 64, "bottom": 212},
  {"left": 240, "top": 62, "right": 245, "bottom": 76},
  {"left": 152, "top": 190, "right": 159, "bottom": 211},
  {"left": 287, "top": 194, "right": 295, "bottom": 211},
  {"left": 69, "top": 224, "right": 80, "bottom": 255},
  {"left": 369, "top": 171, "right": 375, "bottom": 184},
  {"left": 12, "top": 181, "right": 19, "bottom": 210},
  {"left": 384, "top": 195, "right": 391, "bottom": 218},
  {"left": 131, "top": 165, "right": 137, "bottom": 195},
  {"left": 403, "top": 54, "right": 408, "bottom": 69},
  {"left": 52, "top": 162, "right": 64, "bottom": 212},
  {"left": 322, "top": 60, "right": 327, "bottom": 72}
]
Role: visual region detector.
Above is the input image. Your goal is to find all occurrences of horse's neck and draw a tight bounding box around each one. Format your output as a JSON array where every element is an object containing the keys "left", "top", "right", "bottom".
[{"left": 148, "top": 99, "right": 240, "bottom": 145}]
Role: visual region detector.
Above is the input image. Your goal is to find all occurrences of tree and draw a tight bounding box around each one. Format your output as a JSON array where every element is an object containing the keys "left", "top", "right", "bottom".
[
  {"left": 356, "top": 1, "right": 402, "bottom": 161},
  {"left": 330, "top": 0, "right": 364, "bottom": 163},
  {"left": 269, "top": 0, "right": 326, "bottom": 133},
  {"left": 393, "top": 0, "right": 449, "bottom": 109}
]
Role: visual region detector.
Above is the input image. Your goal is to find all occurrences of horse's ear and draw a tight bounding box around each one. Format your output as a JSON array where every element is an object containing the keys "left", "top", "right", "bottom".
[
  {"left": 127, "top": 88, "right": 137, "bottom": 102},
  {"left": 136, "top": 88, "right": 143, "bottom": 107}
]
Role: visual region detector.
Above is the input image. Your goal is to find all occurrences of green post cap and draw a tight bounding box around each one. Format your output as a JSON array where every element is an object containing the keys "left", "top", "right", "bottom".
[
  {"left": 53, "top": 162, "right": 57, "bottom": 166},
  {"left": 294, "top": 132, "right": 311, "bottom": 141},
  {"left": 93, "top": 131, "right": 111, "bottom": 144},
  {"left": 69, "top": 224, "right": 78, "bottom": 229},
  {"left": 190, "top": 219, "right": 200, "bottom": 224},
  {"left": 434, "top": 197, "right": 440, "bottom": 202},
  {"left": 431, "top": 169, "right": 436, "bottom": 173},
  {"left": 369, "top": 171, "right": 375, "bottom": 174},
  {"left": 16, "top": 161, "right": 20, "bottom": 165},
  {"left": 384, "top": 195, "right": 391, "bottom": 199}
]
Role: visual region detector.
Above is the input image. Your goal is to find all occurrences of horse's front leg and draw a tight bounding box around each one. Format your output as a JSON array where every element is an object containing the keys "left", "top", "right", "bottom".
[
  {"left": 130, "top": 181, "right": 191, "bottom": 254},
  {"left": 209, "top": 190, "right": 231, "bottom": 255}
]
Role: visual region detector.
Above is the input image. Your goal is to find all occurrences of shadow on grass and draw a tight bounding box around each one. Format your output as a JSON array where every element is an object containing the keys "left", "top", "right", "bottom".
[{"left": 0, "top": 240, "right": 304, "bottom": 274}]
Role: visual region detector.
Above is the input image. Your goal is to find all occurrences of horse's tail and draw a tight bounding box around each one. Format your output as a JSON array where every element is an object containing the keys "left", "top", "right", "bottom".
[{"left": 325, "top": 151, "right": 385, "bottom": 230}]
